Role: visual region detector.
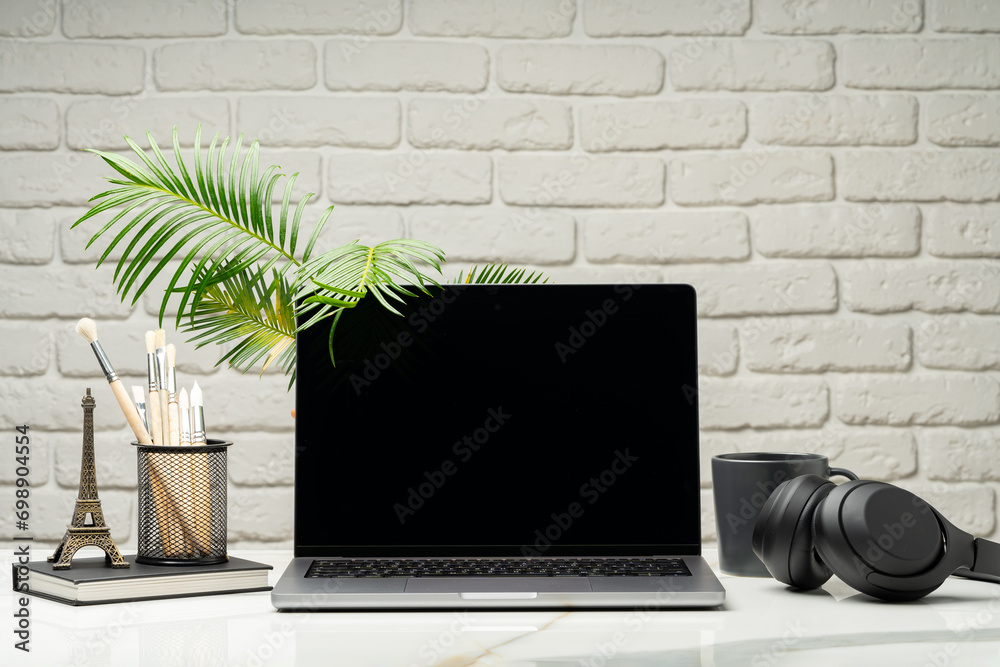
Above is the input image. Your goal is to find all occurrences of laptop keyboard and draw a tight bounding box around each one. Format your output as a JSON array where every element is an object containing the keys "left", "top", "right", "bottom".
[{"left": 305, "top": 557, "right": 691, "bottom": 578}]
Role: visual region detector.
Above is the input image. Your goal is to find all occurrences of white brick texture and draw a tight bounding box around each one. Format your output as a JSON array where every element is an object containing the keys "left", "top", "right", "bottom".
[
  {"left": 498, "top": 44, "right": 664, "bottom": 96},
  {"left": 922, "top": 429, "right": 1000, "bottom": 481},
  {"left": 236, "top": 0, "right": 403, "bottom": 35},
  {"left": 411, "top": 0, "right": 574, "bottom": 37},
  {"left": 325, "top": 40, "right": 488, "bottom": 92},
  {"left": 0, "top": 322, "right": 50, "bottom": 376},
  {"left": 0, "top": 154, "right": 112, "bottom": 207},
  {"left": 700, "top": 377, "right": 829, "bottom": 429},
  {"left": 580, "top": 100, "right": 747, "bottom": 151},
  {"left": 328, "top": 153, "right": 492, "bottom": 205},
  {"left": 753, "top": 95, "right": 917, "bottom": 146},
  {"left": 916, "top": 317, "right": 1000, "bottom": 370},
  {"left": 6, "top": 3, "right": 1000, "bottom": 548},
  {"left": 67, "top": 98, "right": 231, "bottom": 150},
  {"left": 409, "top": 208, "right": 575, "bottom": 264},
  {"left": 409, "top": 98, "right": 572, "bottom": 150},
  {"left": 155, "top": 41, "right": 317, "bottom": 91},
  {"left": 743, "top": 319, "right": 911, "bottom": 373},
  {"left": 843, "top": 39, "right": 1000, "bottom": 89},
  {"left": 840, "top": 151, "right": 1000, "bottom": 202},
  {"left": 62, "top": 0, "right": 226, "bottom": 38},
  {"left": 500, "top": 155, "right": 664, "bottom": 207},
  {"left": 670, "top": 152, "right": 834, "bottom": 206},
  {"left": 754, "top": 204, "right": 920, "bottom": 258},
  {"left": 699, "top": 323, "right": 739, "bottom": 377},
  {"left": 582, "top": 0, "right": 750, "bottom": 36},
  {"left": 0, "top": 209, "right": 57, "bottom": 264},
  {"left": 757, "top": 0, "right": 922, "bottom": 34},
  {"left": 584, "top": 211, "right": 749, "bottom": 263},
  {"left": 0, "top": 98, "right": 59, "bottom": 149},
  {"left": 0, "top": 43, "right": 144, "bottom": 94},
  {"left": 0, "top": 0, "right": 55, "bottom": 36},
  {"left": 835, "top": 375, "right": 1000, "bottom": 426},
  {"left": 661, "top": 263, "right": 838, "bottom": 317},
  {"left": 926, "top": 95, "right": 1000, "bottom": 146},
  {"left": 842, "top": 261, "right": 1000, "bottom": 313},
  {"left": 925, "top": 204, "right": 1000, "bottom": 257},
  {"left": 670, "top": 40, "right": 835, "bottom": 91},
  {"left": 931, "top": 0, "right": 1000, "bottom": 33},
  {"left": 237, "top": 97, "right": 399, "bottom": 148}
]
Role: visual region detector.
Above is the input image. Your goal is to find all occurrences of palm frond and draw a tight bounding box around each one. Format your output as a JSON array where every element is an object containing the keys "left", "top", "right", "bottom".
[
  {"left": 180, "top": 263, "right": 297, "bottom": 378},
  {"left": 72, "top": 126, "right": 450, "bottom": 382},
  {"left": 72, "top": 125, "right": 330, "bottom": 329},
  {"left": 294, "top": 239, "right": 446, "bottom": 363},
  {"left": 452, "top": 262, "right": 549, "bottom": 284}
]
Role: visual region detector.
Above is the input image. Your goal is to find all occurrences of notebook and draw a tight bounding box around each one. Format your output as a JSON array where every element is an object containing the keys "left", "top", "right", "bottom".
[
  {"left": 271, "top": 283, "right": 725, "bottom": 609},
  {"left": 16, "top": 555, "right": 272, "bottom": 606}
]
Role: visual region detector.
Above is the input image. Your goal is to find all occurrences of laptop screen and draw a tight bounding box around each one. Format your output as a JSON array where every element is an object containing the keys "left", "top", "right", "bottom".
[{"left": 294, "top": 284, "right": 701, "bottom": 557}]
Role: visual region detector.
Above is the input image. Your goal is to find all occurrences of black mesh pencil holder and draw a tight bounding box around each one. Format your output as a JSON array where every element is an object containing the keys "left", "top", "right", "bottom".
[{"left": 132, "top": 440, "right": 231, "bottom": 565}]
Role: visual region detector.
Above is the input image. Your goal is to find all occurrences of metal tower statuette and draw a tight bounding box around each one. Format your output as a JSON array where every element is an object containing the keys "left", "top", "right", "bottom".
[{"left": 48, "top": 388, "right": 129, "bottom": 569}]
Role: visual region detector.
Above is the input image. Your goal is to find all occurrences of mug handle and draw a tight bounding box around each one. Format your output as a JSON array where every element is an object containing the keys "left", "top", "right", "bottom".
[{"left": 830, "top": 467, "right": 860, "bottom": 481}]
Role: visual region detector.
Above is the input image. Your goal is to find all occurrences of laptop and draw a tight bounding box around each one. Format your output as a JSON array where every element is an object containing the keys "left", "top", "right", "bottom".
[{"left": 271, "top": 283, "right": 725, "bottom": 609}]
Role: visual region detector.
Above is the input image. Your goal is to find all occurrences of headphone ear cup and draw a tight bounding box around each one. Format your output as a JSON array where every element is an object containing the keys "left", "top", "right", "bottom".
[
  {"left": 786, "top": 480, "right": 835, "bottom": 589},
  {"left": 752, "top": 474, "right": 835, "bottom": 589}
]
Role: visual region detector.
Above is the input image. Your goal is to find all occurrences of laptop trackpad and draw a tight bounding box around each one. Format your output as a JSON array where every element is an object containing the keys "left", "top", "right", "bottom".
[{"left": 405, "top": 577, "right": 593, "bottom": 594}]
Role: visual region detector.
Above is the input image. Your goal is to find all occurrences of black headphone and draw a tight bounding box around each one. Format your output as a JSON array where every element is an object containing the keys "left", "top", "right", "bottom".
[{"left": 751, "top": 475, "right": 1000, "bottom": 601}]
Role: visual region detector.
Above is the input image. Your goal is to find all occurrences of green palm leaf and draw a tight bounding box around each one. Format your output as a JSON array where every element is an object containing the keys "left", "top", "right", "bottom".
[
  {"left": 73, "top": 125, "right": 328, "bottom": 329},
  {"left": 72, "top": 125, "right": 447, "bottom": 381},
  {"left": 182, "top": 263, "right": 297, "bottom": 379},
  {"left": 452, "top": 262, "right": 548, "bottom": 285}
]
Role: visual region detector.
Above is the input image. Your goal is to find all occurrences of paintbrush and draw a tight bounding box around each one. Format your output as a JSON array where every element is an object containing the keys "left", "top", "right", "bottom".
[
  {"left": 166, "top": 344, "right": 180, "bottom": 448},
  {"left": 131, "top": 386, "right": 148, "bottom": 434},
  {"left": 167, "top": 344, "right": 196, "bottom": 552},
  {"left": 191, "top": 381, "right": 207, "bottom": 443},
  {"left": 74, "top": 318, "right": 152, "bottom": 445},
  {"left": 155, "top": 329, "right": 169, "bottom": 446},
  {"left": 179, "top": 387, "right": 192, "bottom": 447},
  {"left": 145, "top": 331, "right": 163, "bottom": 445},
  {"left": 188, "top": 381, "right": 211, "bottom": 552}
]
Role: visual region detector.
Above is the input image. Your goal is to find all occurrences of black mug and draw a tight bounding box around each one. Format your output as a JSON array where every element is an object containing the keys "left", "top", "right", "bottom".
[{"left": 711, "top": 452, "right": 859, "bottom": 577}]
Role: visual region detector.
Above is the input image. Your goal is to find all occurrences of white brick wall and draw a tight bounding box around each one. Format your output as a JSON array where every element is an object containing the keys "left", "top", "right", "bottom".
[{"left": 2, "top": 0, "right": 1000, "bottom": 551}]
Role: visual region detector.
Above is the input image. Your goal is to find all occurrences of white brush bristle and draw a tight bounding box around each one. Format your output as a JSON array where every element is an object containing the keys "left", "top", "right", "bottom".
[
  {"left": 179, "top": 386, "right": 189, "bottom": 411},
  {"left": 155, "top": 328, "right": 165, "bottom": 349},
  {"left": 75, "top": 318, "right": 97, "bottom": 343},
  {"left": 145, "top": 330, "right": 156, "bottom": 353},
  {"left": 191, "top": 381, "right": 203, "bottom": 407},
  {"left": 166, "top": 343, "right": 176, "bottom": 367}
]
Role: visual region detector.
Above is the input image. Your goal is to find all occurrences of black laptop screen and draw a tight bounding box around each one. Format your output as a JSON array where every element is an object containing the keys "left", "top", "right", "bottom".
[{"left": 294, "top": 284, "right": 701, "bottom": 557}]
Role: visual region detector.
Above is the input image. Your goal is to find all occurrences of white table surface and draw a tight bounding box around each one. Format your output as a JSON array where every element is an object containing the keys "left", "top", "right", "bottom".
[{"left": 5, "top": 549, "right": 1000, "bottom": 666}]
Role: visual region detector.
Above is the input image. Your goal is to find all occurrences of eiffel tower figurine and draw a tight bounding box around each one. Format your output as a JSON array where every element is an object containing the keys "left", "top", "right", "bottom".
[{"left": 48, "top": 388, "right": 129, "bottom": 569}]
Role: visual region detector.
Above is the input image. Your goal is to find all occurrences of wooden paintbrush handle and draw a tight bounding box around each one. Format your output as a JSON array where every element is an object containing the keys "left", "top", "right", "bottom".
[
  {"left": 109, "top": 379, "right": 152, "bottom": 444},
  {"left": 148, "top": 388, "right": 163, "bottom": 445},
  {"left": 168, "top": 399, "right": 180, "bottom": 448},
  {"left": 159, "top": 389, "right": 170, "bottom": 446}
]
